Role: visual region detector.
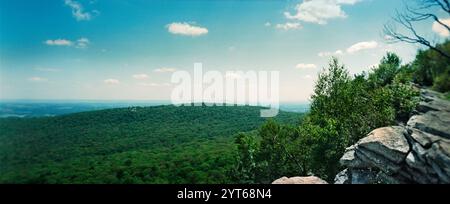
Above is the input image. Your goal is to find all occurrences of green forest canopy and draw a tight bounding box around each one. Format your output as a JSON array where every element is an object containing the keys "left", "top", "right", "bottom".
[{"left": 0, "top": 105, "right": 301, "bottom": 184}]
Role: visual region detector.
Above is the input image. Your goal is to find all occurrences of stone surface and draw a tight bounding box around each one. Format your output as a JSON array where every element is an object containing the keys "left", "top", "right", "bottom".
[
  {"left": 405, "top": 152, "right": 429, "bottom": 175},
  {"left": 426, "top": 141, "right": 450, "bottom": 182},
  {"left": 350, "top": 169, "right": 377, "bottom": 184},
  {"left": 407, "top": 111, "right": 450, "bottom": 139},
  {"left": 334, "top": 169, "right": 350, "bottom": 184},
  {"left": 272, "top": 176, "right": 328, "bottom": 184},
  {"left": 419, "top": 89, "right": 450, "bottom": 112},
  {"left": 355, "top": 147, "right": 402, "bottom": 173},
  {"left": 417, "top": 99, "right": 450, "bottom": 113},
  {"left": 356, "top": 126, "right": 410, "bottom": 163},
  {"left": 340, "top": 146, "right": 370, "bottom": 169},
  {"left": 407, "top": 128, "right": 443, "bottom": 148}
]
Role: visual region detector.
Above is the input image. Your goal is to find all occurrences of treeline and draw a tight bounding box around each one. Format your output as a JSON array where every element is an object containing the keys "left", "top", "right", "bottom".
[{"left": 233, "top": 41, "right": 450, "bottom": 183}]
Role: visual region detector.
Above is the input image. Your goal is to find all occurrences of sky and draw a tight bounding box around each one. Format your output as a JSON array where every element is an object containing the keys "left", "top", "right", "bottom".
[{"left": 0, "top": 0, "right": 448, "bottom": 102}]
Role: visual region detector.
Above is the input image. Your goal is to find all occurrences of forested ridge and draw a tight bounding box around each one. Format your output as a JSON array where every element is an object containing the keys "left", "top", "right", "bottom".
[{"left": 0, "top": 105, "right": 301, "bottom": 183}]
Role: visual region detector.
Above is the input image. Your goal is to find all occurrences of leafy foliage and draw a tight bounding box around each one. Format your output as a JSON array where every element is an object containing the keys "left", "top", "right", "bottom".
[{"left": 412, "top": 41, "right": 450, "bottom": 92}]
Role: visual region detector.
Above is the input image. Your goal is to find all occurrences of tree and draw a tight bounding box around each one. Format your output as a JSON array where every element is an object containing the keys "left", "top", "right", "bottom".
[
  {"left": 369, "top": 52, "right": 402, "bottom": 88},
  {"left": 233, "top": 132, "right": 259, "bottom": 183},
  {"left": 412, "top": 40, "right": 450, "bottom": 91},
  {"left": 384, "top": 0, "right": 450, "bottom": 59}
]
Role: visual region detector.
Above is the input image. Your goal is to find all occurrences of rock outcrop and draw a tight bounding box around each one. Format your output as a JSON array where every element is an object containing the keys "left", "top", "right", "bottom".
[
  {"left": 272, "top": 176, "right": 328, "bottom": 184},
  {"left": 336, "top": 89, "right": 450, "bottom": 184}
]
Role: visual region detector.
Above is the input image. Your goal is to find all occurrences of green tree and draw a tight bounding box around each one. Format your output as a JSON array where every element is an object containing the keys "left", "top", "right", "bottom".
[{"left": 369, "top": 52, "right": 401, "bottom": 88}]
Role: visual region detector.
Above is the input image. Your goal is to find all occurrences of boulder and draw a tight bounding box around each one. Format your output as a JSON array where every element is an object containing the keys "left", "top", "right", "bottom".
[
  {"left": 407, "top": 128, "right": 443, "bottom": 148},
  {"left": 340, "top": 145, "right": 370, "bottom": 169},
  {"left": 355, "top": 147, "right": 402, "bottom": 173},
  {"left": 356, "top": 126, "right": 410, "bottom": 163},
  {"left": 407, "top": 111, "right": 450, "bottom": 139},
  {"left": 272, "top": 176, "right": 328, "bottom": 184},
  {"left": 426, "top": 141, "right": 450, "bottom": 182}
]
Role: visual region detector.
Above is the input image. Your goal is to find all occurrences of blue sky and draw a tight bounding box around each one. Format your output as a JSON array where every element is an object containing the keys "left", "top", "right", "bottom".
[{"left": 0, "top": 0, "right": 447, "bottom": 102}]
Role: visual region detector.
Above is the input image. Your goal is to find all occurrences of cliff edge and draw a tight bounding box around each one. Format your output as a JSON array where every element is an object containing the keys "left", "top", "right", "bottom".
[
  {"left": 273, "top": 89, "right": 450, "bottom": 184},
  {"left": 335, "top": 89, "right": 450, "bottom": 184}
]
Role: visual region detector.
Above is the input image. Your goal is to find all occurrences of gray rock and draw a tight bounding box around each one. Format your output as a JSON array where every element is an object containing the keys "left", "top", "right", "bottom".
[
  {"left": 334, "top": 169, "right": 350, "bottom": 184},
  {"left": 407, "top": 128, "right": 444, "bottom": 148},
  {"left": 355, "top": 147, "right": 402, "bottom": 173},
  {"left": 357, "top": 126, "right": 410, "bottom": 163},
  {"left": 376, "top": 172, "right": 406, "bottom": 184},
  {"left": 417, "top": 98, "right": 450, "bottom": 113},
  {"left": 417, "top": 89, "right": 450, "bottom": 112},
  {"left": 405, "top": 152, "right": 429, "bottom": 175},
  {"left": 340, "top": 146, "right": 370, "bottom": 169},
  {"left": 426, "top": 141, "right": 450, "bottom": 183},
  {"left": 407, "top": 111, "right": 450, "bottom": 139},
  {"left": 272, "top": 176, "right": 328, "bottom": 184},
  {"left": 405, "top": 166, "right": 434, "bottom": 184},
  {"left": 411, "top": 141, "right": 428, "bottom": 161},
  {"left": 420, "top": 89, "right": 445, "bottom": 101},
  {"left": 351, "top": 169, "right": 378, "bottom": 184},
  {"left": 428, "top": 159, "right": 450, "bottom": 183}
]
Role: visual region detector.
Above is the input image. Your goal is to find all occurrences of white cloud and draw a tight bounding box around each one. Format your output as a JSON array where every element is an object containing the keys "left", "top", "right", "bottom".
[
  {"left": 265, "top": 22, "right": 272, "bottom": 27},
  {"left": 296, "top": 63, "right": 317, "bottom": 69},
  {"left": 104, "top": 79, "right": 120, "bottom": 85},
  {"left": 318, "top": 49, "right": 344, "bottom": 57},
  {"left": 28, "top": 77, "right": 48, "bottom": 82},
  {"left": 284, "top": 0, "right": 360, "bottom": 25},
  {"left": 347, "top": 41, "right": 378, "bottom": 53},
  {"left": 44, "top": 39, "right": 73, "bottom": 46},
  {"left": 44, "top": 38, "right": 89, "bottom": 48},
  {"left": 154, "top": 67, "right": 177, "bottom": 73},
  {"left": 275, "top": 22, "right": 302, "bottom": 30},
  {"left": 432, "top": 18, "right": 450, "bottom": 37},
  {"left": 132, "top": 74, "right": 149, "bottom": 80},
  {"left": 166, "top": 22, "right": 208, "bottom": 36},
  {"left": 76, "top": 38, "right": 90, "bottom": 48},
  {"left": 65, "top": 0, "right": 94, "bottom": 21}
]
